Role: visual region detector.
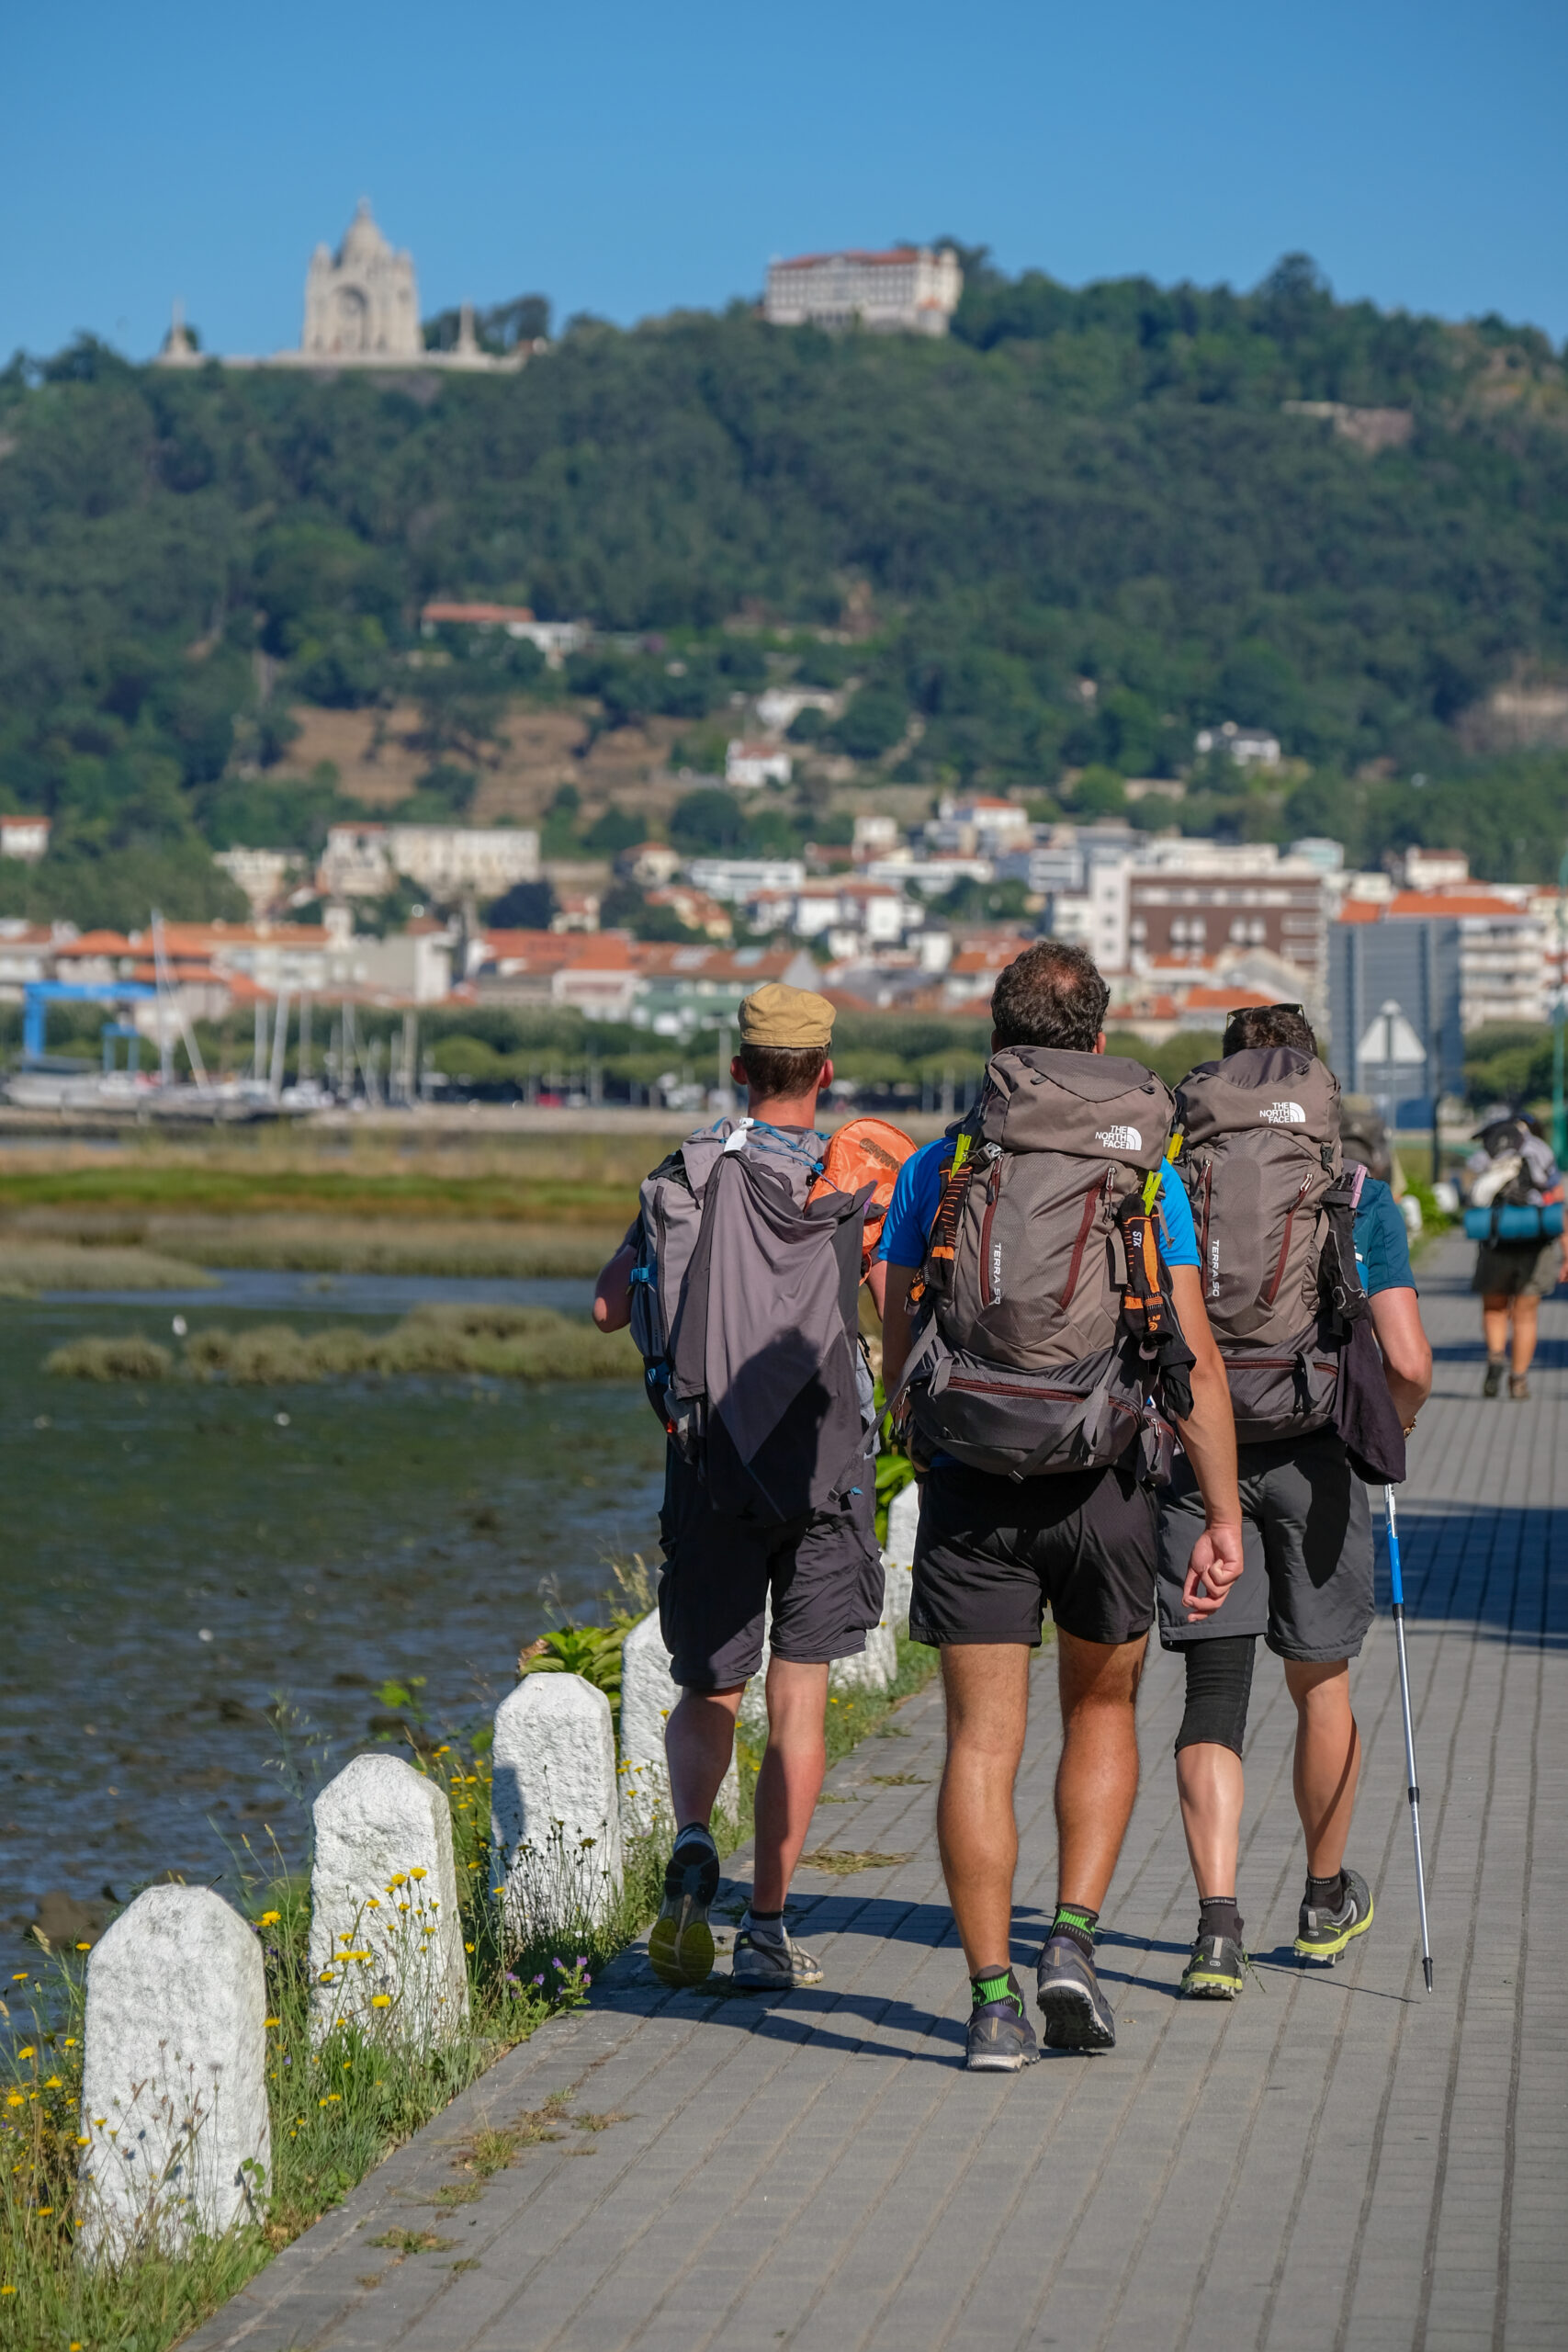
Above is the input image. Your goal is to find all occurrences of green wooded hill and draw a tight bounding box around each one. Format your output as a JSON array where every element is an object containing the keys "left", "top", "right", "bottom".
[{"left": 3, "top": 250, "right": 1568, "bottom": 926}]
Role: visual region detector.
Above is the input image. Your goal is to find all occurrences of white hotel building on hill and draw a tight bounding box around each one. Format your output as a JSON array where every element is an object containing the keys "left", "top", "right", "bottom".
[{"left": 764, "top": 247, "right": 963, "bottom": 335}]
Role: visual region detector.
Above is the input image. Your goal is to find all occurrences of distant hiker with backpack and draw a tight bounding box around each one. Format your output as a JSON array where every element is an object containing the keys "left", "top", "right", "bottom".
[
  {"left": 1464, "top": 1114, "right": 1567, "bottom": 1400},
  {"left": 1156, "top": 1003, "right": 1432, "bottom": 2001},
  {"left": 593, "top": 983, "right": 892, "bottom": 1993},
  {"left": 873, "top": 942, "right": 1245, "bottom": 2070}
]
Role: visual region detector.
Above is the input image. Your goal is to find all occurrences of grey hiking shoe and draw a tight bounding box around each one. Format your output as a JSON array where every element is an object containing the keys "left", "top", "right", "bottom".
[
  {"left": 1180, "top": 1932, "right": 1246, "bottom": 1999},
  {"left": 1036, "top": 1933, "right": 1116, "bottom": 2051},
  {"left": 1483, "top": 1359, "right": 1505, "bottom": 1398},
  {"left": 1294, "top": 1868, "right": 1374, "bottom": 1962},
  {"left": 731, "top": 1920, "right": 823, "bottom": 1990},
  {"left": 966, "top": 1970, "right": 1040, "bottom": 2073},
  {"left": 649, "top": 1827, "right": 719, "bottom": 1988}
]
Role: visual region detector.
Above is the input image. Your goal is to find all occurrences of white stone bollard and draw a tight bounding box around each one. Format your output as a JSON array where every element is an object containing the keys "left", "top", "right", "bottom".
[
  {"left": 619, "top": 1610, "right": 739, "bottom": 1836},
  {"left": 309, "top": 1753, "right": 468, "bottom": 2049},
  {"left": 78, "top": 1885, "right": 270, "bottom": 2265},
  {"left": 491, "top": 1672, "right": 624, "bottom": 1946},
  {"left": 881, "top": 1552, "right": 914, "bottom": 1636},
  {"left": 885, "top": 1478, "right": 920, "bottom": 1571}
]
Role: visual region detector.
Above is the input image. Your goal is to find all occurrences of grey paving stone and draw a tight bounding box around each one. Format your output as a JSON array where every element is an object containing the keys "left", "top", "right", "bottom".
[{"left": 183, "top": 1241, "right": 1564, "bottom": 2352}]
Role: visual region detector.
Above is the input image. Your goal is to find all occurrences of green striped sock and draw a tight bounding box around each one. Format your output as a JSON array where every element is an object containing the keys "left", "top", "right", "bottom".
[{"left": 970, "top": 1968, "right": 1022, "bottom": 2013}]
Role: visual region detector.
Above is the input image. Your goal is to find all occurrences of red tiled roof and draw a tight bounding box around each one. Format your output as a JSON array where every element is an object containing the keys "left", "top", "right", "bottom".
[
  {"left": 1387, "top": 889, "right": 1529, "bottom": 919},
  {"left": 422, "top": 601, "right": 536, "bottom": 626},
  {"left": 774, "top": 247, "right": 921, "bottom": 270},
  {"left": 1337, "top": 899, "right": 1385, "bottom": 925}
]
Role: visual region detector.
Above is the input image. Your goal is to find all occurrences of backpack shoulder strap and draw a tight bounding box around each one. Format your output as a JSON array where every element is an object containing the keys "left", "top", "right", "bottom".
[{"left": 909, "top": 1118, "right": 982, "bottom": 1306}]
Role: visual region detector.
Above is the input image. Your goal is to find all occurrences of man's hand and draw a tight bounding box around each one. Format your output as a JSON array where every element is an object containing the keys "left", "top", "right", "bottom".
[{"left": 1181, "top": 1521, "right": 1246, "bottom": 1621}]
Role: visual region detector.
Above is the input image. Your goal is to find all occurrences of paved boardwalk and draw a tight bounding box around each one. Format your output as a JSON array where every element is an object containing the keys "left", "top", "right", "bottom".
[{"left": 190, "top": 1238, "right": 1565, "bottom": 2351}]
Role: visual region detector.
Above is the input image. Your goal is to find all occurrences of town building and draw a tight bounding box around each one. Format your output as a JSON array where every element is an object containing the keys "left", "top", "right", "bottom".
[
  {"left": 764, "top": 246, "right": 963, "bottom": 336},
  {"left": 1194, "top": 722, "right": 1282, "bottom": 767},
  {"left": 685, "top": 856, "right": 807, "bottom": 903},
  {"left": 756, "top": 685, "right": 840, "bottom": 734},
  {"left": 925, "top": 797, "right": 1032, "bottom": 857},
  {"left": 212, "top": 847, "right": 303, "bottom": 917},
  {"left": 1342, "top": 889, "right": 1547, "bottom": 1031},
  {"left": 156, "top": 202, "right": 530, "bottom": 375},
  {"left": 726, "top": 740, "right": 793, "bottom": 789},
  {"left": 1389, "top": 847, "right": 1471, "bottom": 893},
  {"left": 419, "top": 604, "right": 588, "bottom": 666},
  {"left": 318, "top": 822, "right": 539, "bottom": 902},
  {"left": 616, "top": 842, "right": 682, "bottom": 888},
  {"left": 1126, "top": 865, "right": 1329, "bottom": 998},
  {"left": 0, "top": 815, "right": 50, "bottom": 863}
]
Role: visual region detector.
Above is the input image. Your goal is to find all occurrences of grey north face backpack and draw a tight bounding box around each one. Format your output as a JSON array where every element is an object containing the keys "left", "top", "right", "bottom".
[
  {"left": 897, "top": 1047, "right": 1190, "bottom": 1478},
  {"left": 627, "top": 1119, "right": 874, "bottom": 1522},
  {"left": 1175, "top": 1045, "right": 1359, "bottom": 1443}
]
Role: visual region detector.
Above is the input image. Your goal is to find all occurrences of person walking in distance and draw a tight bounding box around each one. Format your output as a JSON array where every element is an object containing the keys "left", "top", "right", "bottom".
[
  {"left": 873, "top": 943, "right": 1244, "bottom": 2069},
  {"left": 1156, "top": 1003, "right": 1433, "bottom": 1999},
  {"left": 1465, "top": 1114, "right": 1567, "bottom": 1401},
  {"left": 594, "top": 984, "right": 885, "bottom": 1992}
]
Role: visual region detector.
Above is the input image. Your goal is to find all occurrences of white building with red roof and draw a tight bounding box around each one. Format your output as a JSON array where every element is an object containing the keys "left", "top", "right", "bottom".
[{"left": 764, "top": 246, "right": 962, "bottom": 336}]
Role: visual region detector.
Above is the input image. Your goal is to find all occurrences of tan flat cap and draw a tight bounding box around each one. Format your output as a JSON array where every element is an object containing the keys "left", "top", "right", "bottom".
[{"left": 738, "top": 981, "right": 836, "bottom": 1050}]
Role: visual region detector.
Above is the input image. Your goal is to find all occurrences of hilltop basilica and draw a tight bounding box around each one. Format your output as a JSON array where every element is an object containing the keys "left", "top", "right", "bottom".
[{"left": 157, "top": 201, "right": 525, "bottom": 373}]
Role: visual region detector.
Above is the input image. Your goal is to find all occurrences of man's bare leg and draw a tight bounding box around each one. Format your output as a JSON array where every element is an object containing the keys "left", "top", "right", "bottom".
[
  {"left": 1054, "top": 1630, "right": 1147, "bottom": 1909},
  {"left": 1176, "top": 1741, "right": 1245, "bottom": 1898},
  {"left": 1284, "top": 1658, "right": 1360, "bottom": 1875},
  {"left": 665, "top": 1685, "right": 742, "bottom": 1831},
  {"left": 751, "top": 1657, "right": 830, "bottom": 1911},
  {"left": 936, "top": 1643, "right": 1031, "bottom": 1975}
]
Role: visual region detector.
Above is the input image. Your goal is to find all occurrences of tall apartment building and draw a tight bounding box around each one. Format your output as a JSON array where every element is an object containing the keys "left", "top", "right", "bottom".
[
  {"left": 1127, "top": 863, "right": 1329, "bottom": 998},
  {"left": 764, "top": 246, "right": 962, "bottom": 335}
]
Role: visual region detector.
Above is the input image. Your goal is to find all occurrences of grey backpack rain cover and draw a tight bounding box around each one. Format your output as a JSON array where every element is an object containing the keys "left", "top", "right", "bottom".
[{"left": 628, "top": 1120, "right": 874, "bottom": 1522}]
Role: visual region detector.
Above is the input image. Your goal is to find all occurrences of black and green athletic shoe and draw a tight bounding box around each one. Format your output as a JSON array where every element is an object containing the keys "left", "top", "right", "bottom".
[
  {"left": 649, "top": 1826, "right": 720, "bottom": 1987},
  {"left": 1180, "top": 1932, "right": 1246, "bottom": 1999},
  {"left": 1294, "top": 1868, "right": 1373, "bottom": 1962},
  {"left": 965, "top": 1968, "right": 1040, "bottom": 2073},
  {"left": 1036, "top": 1934, "right": 1116, "bottom": 2050}
]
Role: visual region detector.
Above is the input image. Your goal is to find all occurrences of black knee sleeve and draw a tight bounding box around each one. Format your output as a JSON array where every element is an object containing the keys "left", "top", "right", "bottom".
[{"left": 1175, "top": 1635, "right": 1256, "bottom": 1758}]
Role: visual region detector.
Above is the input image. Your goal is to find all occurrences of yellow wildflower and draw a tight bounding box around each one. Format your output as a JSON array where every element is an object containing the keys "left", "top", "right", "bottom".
[
  {"left": 62, "top": 2039, "right": 76, "bottom": 2049},
  {"left": 410, "top": 1866, "right": 428, "bottom": 1881},
  {"left": 36, "top": 2208, "right": 51, "bottom": 2217},
  {"left": 15, "top": 2048, "right": 33, "bottom": 2062},
  {"left": 5, "top": 2095, "right": 22, "bottom": 2109},
  {"left": 258, "top": 1910, "right": 280, "bottom": 1926},
  {"left": 388, "top": 1873, "right": 408, "bottom": 1890},
  {"left": 44, "top": 2076, "right": 62, "bottom": 2089},
  {"left": 75, "top": 2135, "right": 90, "bottom": 2146},
  {"left": 74, "top": 1941, "right": 92, "bottom": 1951},
  {"left": 0, "top": 2285, "right": 15, "bottom": 2294},
  {"left": 370, "top": 1994, "right": 391, "bottom": 2007},
  {"left": 265, "top": 2017, "right": 281, "bottom": 2029}
]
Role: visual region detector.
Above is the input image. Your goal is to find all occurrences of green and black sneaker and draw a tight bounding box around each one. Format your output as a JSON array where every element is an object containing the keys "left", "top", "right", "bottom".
[
  {"left": 1180, "top": 1932, "right": 1247, "bottom": 1999},
  {"left": 966, "top": 1967, "right": 1040, "bottom": 2072},
  {"left": 1294, "top": 1868, "right": 1373, "bottom": 1963},
  {"left": 649, "top": 1824, "right": 720, "bottom": 1988}
]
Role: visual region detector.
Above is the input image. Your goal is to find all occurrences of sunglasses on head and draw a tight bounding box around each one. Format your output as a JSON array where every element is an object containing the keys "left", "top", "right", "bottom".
[{"left": 1225, "top": 1001, "right": 1305, "bottom": 1023}]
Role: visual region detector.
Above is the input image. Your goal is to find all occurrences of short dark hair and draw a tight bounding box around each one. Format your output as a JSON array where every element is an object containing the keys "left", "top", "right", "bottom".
[
  {"left": 990, "top": 941, "right": 1111, "bottom": 1054},
  {"left": 739, "top": 1042, "right": 829, "bottom": 1100},
  {"left": 1222, "top": 1002, "right": 1317, "bottom": 1057}
]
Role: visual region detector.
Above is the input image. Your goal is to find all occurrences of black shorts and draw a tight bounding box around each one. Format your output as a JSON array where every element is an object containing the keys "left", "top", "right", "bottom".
[
  {"left": 658, "top": 1453, "right": 884, "bottom": 1691},
  {"left": 910, "top": 1460, "right": 1158, "bottom": 1650},
  {"left": 1156, "top": 1429, "right": 1374, "bottom": 1663}
]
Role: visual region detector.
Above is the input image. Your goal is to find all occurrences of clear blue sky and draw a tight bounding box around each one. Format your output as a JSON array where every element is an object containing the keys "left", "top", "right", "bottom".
[{"left": 5, "top": 0, "right": 1564, "bottom": 361}]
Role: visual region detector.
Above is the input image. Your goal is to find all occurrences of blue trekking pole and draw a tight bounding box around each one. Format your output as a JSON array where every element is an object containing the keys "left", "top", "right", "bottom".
[{"left": 1384, "top": 1488, "right": 1434, "bottom": 1992}]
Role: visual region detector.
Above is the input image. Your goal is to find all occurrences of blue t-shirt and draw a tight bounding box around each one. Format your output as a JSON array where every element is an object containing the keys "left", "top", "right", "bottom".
[
  {"left": 1352, "top": 1176, "right": 1416, "bottom": 1296},
  {"left": 877, "top": 1134, "right": 1199, "bottom": 1271}
]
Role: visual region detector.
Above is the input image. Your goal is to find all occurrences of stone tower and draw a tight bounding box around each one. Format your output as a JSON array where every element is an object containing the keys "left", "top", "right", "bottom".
[{"left": 301, "top": 200, "right": 421, "bottom": 359}]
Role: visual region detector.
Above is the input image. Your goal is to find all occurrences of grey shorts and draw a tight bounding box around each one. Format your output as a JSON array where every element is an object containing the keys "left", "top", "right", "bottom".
[
  {"left": 658, "top": 1453, "right": 884, "bottom": 1691},
  {"left": 1156, "top": 1430, "right": 1374, "bottom": 1663},
  {"left": 1472, "top": 1238, "right": 1562, "bottom": 1299}
]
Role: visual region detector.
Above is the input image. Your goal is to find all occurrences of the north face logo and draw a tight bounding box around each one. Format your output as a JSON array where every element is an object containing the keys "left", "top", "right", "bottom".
[
  {"left": 1095, "top": 1125, "right": 1144, "bottom": 1152},
  {"left": 1259, "top": 1102, "right": 1306, "bottom": 1125}
]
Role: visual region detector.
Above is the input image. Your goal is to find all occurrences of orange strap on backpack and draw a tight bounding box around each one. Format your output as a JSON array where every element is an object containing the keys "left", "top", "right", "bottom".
[{"left": 807, "top": 1115, "right": 918, "bottom": 1278}]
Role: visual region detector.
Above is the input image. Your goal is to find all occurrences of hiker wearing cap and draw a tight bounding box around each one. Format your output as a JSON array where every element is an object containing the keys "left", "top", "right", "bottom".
[
  {"left": 594, "top": 982, "right": 886, "bottom": 1993},
  {"left": 1155, "top": 1003, "right": 1432, "bottom": 2001},
  {"left": 1464, "top": 1114, "right": 1568, "bottom": 1400},
  {"left": 873, "top": 941, "right": 1245, "bottom": 2069}
]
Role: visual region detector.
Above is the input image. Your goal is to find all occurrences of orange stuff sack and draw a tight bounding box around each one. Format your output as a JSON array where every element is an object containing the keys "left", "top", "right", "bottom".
[{"left": 809, "top": 1116, "right": 918, "bottom": 1276}]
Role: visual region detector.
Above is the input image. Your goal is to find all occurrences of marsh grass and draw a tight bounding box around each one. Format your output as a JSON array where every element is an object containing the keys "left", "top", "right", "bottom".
[
  {"left": 0, "top": 1634, "right": 935, "bottom": 2352},
  {"left": 46, "top": 1305, "right": 641, "bottom": 1387},
  {"left": 0, "top": 1241, "right": 213, "bottom": 1296}
]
